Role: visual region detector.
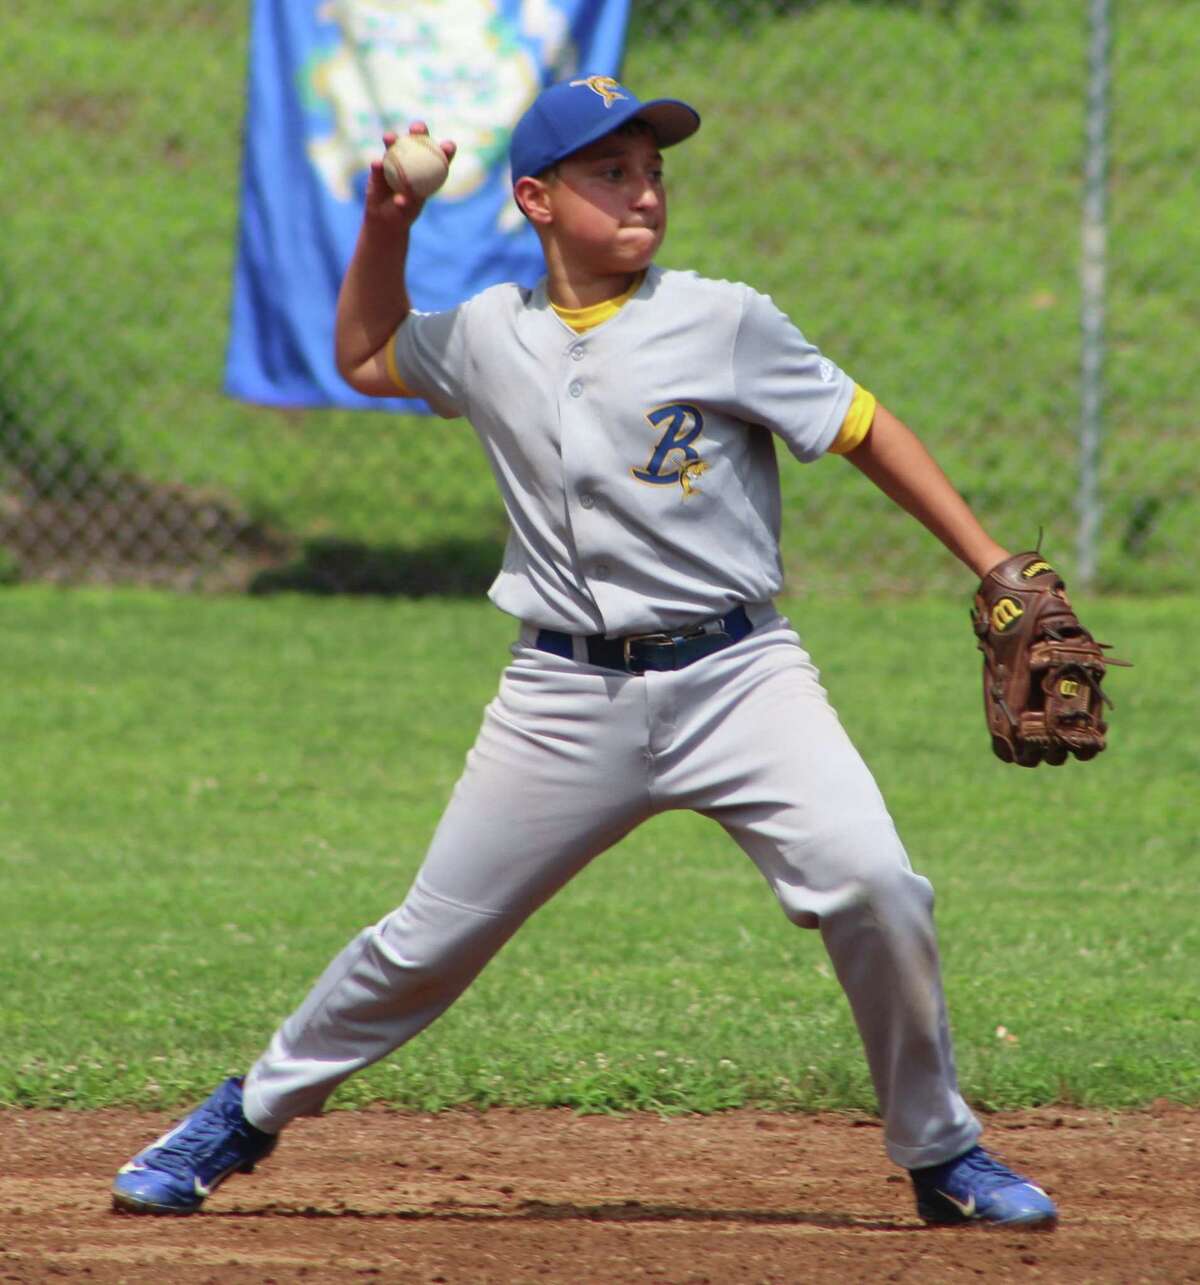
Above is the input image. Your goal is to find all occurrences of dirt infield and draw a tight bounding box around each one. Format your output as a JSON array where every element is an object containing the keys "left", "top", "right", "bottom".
[{"left": 1, "top": 1104, "right": 1196, "bottom": 1283}]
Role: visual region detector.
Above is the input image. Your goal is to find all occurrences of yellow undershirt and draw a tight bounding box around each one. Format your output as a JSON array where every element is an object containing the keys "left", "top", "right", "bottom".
[
  {"left": 549, "top": 271, "right": 646, "bottom": 333},
  {"left": 828, "top": 384, "right": 876, "bottom": 455},
  {"left": 389, "top": 271, "right": 876, "bottom": 452},
  {"left": 385, "top": 333, "right": 409, "bottom": 395}
]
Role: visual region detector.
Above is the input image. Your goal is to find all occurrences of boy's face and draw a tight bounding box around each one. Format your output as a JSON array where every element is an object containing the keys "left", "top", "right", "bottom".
[{"left": 535, "top": 126, "right": 667, "bottom": 276}]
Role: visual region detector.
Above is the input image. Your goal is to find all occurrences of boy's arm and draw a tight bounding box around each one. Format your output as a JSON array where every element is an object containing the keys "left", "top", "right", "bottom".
[
  {"left": 334, "top": 126, "right": 455, "bottom": 398},
  {"left": 843, "top": 402, "right": 1009, "bottom": 578}
]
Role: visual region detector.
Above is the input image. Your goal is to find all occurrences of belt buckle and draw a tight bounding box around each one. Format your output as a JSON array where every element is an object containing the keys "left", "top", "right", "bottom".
[{"left": 622, "top": 631, "right": 674, "bottom": 673}]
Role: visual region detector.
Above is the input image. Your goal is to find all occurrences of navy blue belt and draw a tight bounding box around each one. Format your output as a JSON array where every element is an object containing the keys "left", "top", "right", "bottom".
[{"left": 535, "top": 605, "right": 754, "bottom": 675}]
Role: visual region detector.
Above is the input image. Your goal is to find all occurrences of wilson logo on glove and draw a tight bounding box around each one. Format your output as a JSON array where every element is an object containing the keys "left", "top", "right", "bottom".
[{"left": 989, "top": 598, "right": 1024, "bottom": 632}]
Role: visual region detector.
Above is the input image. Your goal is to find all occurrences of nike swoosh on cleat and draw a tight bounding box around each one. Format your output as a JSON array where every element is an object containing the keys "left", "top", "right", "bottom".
[
  {"left": 143, "top": 1120, "right": 191, "bottom": 1153},
  {"left": 194, "top": 1160, "right": 245, "bottom": 1200},
  {"left": 937, "top": 1190, "right": 976, "bottom": 1217},
  {"left": 118, "top": 1162, "right": 146, "bottom": 1176}
]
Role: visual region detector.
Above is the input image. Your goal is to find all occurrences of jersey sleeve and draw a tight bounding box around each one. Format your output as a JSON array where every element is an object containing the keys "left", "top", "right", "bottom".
[
  {"left": 383, "top": 345, "right": 417, "bottom": 399},
  {"left": 387, "top": 302, "right": 471, "bottom": 419},
  {"left": 730, "top": 286, "right": 856, "bottom": 462}
]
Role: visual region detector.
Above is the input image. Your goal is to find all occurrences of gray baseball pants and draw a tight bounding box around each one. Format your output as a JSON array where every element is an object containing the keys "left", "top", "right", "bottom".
[{"left": 243, "top": 613, "right": 981, "bottom": 1168}]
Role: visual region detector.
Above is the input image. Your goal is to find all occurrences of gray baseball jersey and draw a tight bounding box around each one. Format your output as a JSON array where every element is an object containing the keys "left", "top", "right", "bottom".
[
  {"left": 390, "top": 265, "right": 855, "bottom": 635},
  {"left": 242, "top": 265, "right": 982, "bottom": 1172}
]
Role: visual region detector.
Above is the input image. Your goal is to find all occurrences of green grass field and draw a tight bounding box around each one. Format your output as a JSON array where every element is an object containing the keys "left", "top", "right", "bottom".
[{"left": 3, "top": 588, "right": 1194, "bottom": 1116}]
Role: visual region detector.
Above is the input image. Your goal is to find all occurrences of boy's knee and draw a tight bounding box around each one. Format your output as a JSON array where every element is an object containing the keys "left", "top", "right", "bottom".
[
  {"left": 771, "top": 818, "right": 933, "bottom": 927},
  {"left": 369, "top": 883, "right": 514, "bottom": 988}
]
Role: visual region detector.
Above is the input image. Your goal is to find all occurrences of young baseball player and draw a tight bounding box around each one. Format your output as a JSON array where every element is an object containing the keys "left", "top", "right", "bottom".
[{"left": 113, "top": 77, "right": 1057, "bottom": 1228}]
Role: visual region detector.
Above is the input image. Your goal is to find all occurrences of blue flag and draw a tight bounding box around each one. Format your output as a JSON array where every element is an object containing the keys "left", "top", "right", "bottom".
[{"left": 225, "top": 0, "right": 632, "bottom": 411}]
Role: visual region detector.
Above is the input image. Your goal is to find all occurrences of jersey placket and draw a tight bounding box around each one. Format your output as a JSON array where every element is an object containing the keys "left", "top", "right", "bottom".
[{"left": 557, "top": 333, "right": 618, "bottom": 631}]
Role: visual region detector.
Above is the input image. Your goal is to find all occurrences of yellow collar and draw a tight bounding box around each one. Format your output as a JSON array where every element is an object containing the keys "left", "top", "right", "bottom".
[{"left": 550, "top": 271, "right": 645, "bottom": 333}]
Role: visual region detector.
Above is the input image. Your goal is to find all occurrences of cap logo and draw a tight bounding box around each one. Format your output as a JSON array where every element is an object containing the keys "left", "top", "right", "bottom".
[{"left": 569, "top": 75, "right": 627, "bottom": 108}]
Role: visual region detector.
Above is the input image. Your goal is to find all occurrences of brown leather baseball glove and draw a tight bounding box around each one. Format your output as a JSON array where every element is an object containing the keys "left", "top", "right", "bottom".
[{"left": 972, "top": 551, "right": 1129, "bottom": 766}]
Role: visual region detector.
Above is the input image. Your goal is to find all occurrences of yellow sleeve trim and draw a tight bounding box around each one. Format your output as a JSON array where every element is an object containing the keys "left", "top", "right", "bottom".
[
  {"left": 827, "top": 384, "right": 876, "bottom": 455},
  {"left": 384, "top": 330, "right": 415, "bottom": 396}
]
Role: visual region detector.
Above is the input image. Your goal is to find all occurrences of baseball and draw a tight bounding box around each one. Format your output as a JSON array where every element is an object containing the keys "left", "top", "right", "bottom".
[{"left": 382, "top": 133, "right": 449, "bottom": 199}]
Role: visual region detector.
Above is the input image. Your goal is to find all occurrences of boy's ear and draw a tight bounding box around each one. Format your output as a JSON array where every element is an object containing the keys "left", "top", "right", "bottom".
[{"left": 514, "top": 176, "right": 553, "bottom": 225}]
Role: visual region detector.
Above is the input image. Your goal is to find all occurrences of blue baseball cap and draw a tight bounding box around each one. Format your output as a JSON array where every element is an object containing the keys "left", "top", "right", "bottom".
[{"left": 510, "top": 76, "right": 700, "bottom": 182}]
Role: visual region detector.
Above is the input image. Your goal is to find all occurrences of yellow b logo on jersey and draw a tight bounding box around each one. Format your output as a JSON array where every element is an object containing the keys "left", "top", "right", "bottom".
[
  {"left": 991, "top": 597, "right": 1024, "bottom": 632},
  {"left": 570, "top": 76, "right": 627, "bottom": 108}
]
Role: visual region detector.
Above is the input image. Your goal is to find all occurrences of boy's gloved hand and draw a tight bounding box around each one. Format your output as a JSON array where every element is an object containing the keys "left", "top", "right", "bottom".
[{"left": 971, "top": 551, "right": 1130, "bottom": 766}]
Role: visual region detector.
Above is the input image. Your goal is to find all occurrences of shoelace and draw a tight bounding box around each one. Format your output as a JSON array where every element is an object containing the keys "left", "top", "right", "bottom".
[
  {"left": 940, "top": 1147, "right": 1027, "bottom": 1193},
  {"left": 143, "top": 1103, "right": 240, "bottom": 1178}
]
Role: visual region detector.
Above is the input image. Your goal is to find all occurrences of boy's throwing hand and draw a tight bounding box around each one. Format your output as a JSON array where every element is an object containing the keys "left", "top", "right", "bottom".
[{"left": 367, "top": 124, "right": 456, "bottom": 227}]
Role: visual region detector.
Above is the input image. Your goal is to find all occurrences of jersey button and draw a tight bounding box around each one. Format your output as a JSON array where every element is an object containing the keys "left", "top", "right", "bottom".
[
  {"left": 568, "top": 380, "right": 583, "bottom": 398},
  {"left": 579, "top": 493, "right": 596, "bottom": 510},
  {"left": 570, "top": 345, "right": 585, "bottom": 361}
]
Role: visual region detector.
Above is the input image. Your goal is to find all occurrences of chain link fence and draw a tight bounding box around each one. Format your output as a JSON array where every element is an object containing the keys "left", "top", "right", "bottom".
[{"left": 1, "top": 1, "right": 1194, "bottom": 596}]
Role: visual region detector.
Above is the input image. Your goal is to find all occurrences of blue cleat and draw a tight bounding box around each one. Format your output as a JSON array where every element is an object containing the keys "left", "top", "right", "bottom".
[
  {"left": 112, "top": 1077, "right": 277, "bottom": 1215},
  {"left": 910, "top": 1144, "right": 1057, "bottom": 1228}
]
